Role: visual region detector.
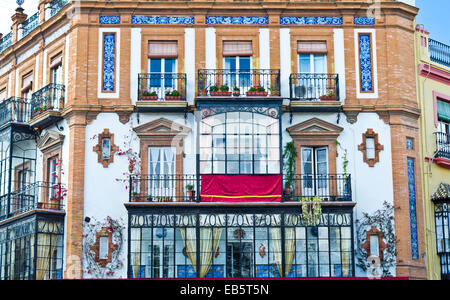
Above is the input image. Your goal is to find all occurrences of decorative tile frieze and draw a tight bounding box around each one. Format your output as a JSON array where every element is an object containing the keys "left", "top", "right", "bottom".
[
  {"left": 131, "top": 16, "right": 194, "bottom": 25},
  {"left": 205, "top": 16, "right": 269, "bottom": 25},
  {"left": 354, "top": 17, "right": 375, "bottom": 25},
  {"left": 407, "top": 158, "right": 419, "bottom": 260},
  {"left": 358, "top": 33, "right": 374, "bottom": 93},
  {"left": 102, "top": 33, "right": 116, "bottom": 92},
  {"left": 100, "top": 16, "right": 121, "bottom": 25},
  {"left": 280, "top": 17, "right": 343, "bottom": 26}
]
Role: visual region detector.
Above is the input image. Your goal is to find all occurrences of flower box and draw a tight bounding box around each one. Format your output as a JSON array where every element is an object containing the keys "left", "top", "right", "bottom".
[
  {"left": 199, "top": 90, "right": 208, "bottom": 96},
  {"left": 319, "top": 95, "right": 337, "bottom": 101},
  {"left": 246, "top": 91, "right": 268, "bottom": 97},
  {"left": 210, "top": 91, "right": 232, "bottom": 97},
  {"left": 270, "top": 90, "right": 280, "bottom": 96},
  {"left": 165, "top": 95, "right": 183, "bottom": 101},
  {"left": 141, "top": 95, "right": 158, "bottom": 101}
]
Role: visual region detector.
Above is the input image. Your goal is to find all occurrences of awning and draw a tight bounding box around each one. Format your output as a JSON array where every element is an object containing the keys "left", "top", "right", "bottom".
[
  {"left": 201, "top": 174, "right": 282, "bottom": 202},
  {"left": 431, "top": 183, "right": 450, "bottom": 201}
]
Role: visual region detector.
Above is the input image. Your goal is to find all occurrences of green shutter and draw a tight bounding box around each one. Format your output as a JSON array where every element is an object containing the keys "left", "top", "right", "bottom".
[{"left": 437, "top": 100, "right": 450, "bottom": 122}]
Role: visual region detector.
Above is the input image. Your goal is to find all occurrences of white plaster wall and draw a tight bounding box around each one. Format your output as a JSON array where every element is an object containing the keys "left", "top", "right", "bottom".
[
  {"left": 185, "top": 28, "right": 195, "bottom": 105},
  {"left": 259, "top": 28, "right": 270, "bottom": 70},
  {"left": 333, "top": 28, "right": 346, "bottom": 103},
  {"left": 130, "top": 28, "right": 141, "bottom": 105},
  {"left": 205, "top": 28, "right": 216, "bottom": 70},
  {"left": 280, "top": 29, "right": 291, "bottom": 100}
]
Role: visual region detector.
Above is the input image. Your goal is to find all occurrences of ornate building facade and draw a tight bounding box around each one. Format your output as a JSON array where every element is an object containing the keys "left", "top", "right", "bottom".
[
  {"left": 0, "top": 0, "right": 426, "bottom": 279},
  {"left": 415, "top": 25, "right": 450, "bottom": 280}
]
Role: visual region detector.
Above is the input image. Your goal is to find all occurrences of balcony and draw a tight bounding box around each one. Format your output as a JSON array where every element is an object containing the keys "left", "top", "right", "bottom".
[
  {"left": 430, "top": 39, "right": 450, "bottom": 68},
  {"left": 289, "top": 73, "right": 341, "bottom": 112},
  {"left": 30, "top": 83, "right": 65, "bottom": 129},
  {"left": 128, "top": 174, "right": 352, "bottom": 203},
  {"left": 21, "top": 12, "right": 40, "bottom": 39},
  {"left": 0, "top": 97, "right": 31, "bottom": 128},
  {"left": 136, "top": 73, "right": 188, "bottom": 112},
  {"left": 197, "top": 69, "right": 281, "bottom": 99},
  {"left": 435, "top": 132, "right": 450, "bottom": 159},
  {"left": 0, "top": 182, "right": 66, "bottom": 221}
]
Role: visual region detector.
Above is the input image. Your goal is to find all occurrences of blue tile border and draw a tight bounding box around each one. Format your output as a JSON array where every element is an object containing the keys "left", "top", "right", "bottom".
[
  {"left": 100, "top": 16, "right": 121, "bottom": 25},
  {"left": 354, "top": 17, "right": 375, "bottom": 25},
  {"left": 280, "top": 17, "right": 343, "bottom": 25},
  {"left": 131, "top": 16, "right": 195, "bottom": 25},
  {"left": 102, "top": 33, "right": 116, "bottom": 92},
  {"left": 358, "top": 33, "right": 374, "bottom": 93},
  {"left": 407, "top": 158, "right": 419, "bottom": 260},
  {"left": 205, "top": 16, "right": 269, "bottom": 25}
]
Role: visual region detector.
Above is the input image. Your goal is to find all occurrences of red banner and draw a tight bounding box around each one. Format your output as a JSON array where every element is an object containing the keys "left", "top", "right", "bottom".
[{"left": 201, "top": 175, "right": 282, "bottom": 202}]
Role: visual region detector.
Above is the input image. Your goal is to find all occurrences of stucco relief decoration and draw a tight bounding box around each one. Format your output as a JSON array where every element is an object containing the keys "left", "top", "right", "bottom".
[
  {"left": 280, "top": 17, "right": 343, "bottom": 25},
  {"left": 358, "top": 129, "right": 384, "bottom": 167},
  {"left": 206, "top": 16, "right": 269, "bottom": 25},
  {"left": 131, "top": 16, "right": 194, "bottom": 25},
  {"left": 92, "top": 129, "right": 119, "bottom": 168},
  {"left": 102, "top": 33, "right": 116, "bottom": 92},
  {"left": 83, "top": 217, "right": 125, "bottom": 278},
  {"left": 359, "top": 33, "right": 374, "bottom": 92},
  {"left": 356, "top": 201, "right": 396, "bottom": 277}
]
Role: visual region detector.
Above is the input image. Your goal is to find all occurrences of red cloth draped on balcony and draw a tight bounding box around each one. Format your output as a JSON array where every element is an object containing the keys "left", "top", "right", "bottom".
[{"left": 201, "top": 175, "right": 282, "bottom": 202}]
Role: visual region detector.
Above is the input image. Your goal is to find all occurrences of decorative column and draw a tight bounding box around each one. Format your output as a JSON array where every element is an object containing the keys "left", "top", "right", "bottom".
[{"left": 11, "top": 7, "right": 27, "bottom": 44}]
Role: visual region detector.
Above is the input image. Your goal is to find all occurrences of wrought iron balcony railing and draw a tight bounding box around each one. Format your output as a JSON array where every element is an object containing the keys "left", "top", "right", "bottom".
[
  {"left": 289, "top": 73, "right": 340, "bottom": 102},
  {"left": 21, "top": 12, "right": 40, "bottom": 38},
  {"left": 138, "top": 73, "right": 187, "bottom": 102},
  {"left": 435, "top": 132, "right": 450, "bottom": 159},
  {"left": 430, "top": 39, "right": 450, "bottom": 68},
  {"left": 30, "top": 83, "right": 65, "bottom": 119},
  {"left": 0, "top": 97, "right": 31, "bottom": 126},
  {"left": 197, "top": 69, "right": 281, "bottom": 97},
  {"left": 129, "top": 174, "right": 351, "bottom": 203},
  {"left": 0, "top": 32, "right": 12, "bottom": 54},
  {"left": 50, "top": 0, "right": 70, "bottom": 18},
  {"left": 0, "top": 182, "right": 66, "bottom": 221}
]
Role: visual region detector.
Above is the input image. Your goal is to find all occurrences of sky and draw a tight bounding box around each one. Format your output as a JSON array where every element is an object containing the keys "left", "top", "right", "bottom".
[{"left": 0, "top": 0, "right": 449, "bottom": 44}]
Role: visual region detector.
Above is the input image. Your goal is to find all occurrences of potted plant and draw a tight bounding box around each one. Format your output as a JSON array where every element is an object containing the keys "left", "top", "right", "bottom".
[
  {"left": 131, "top": 192, "right": 139, "bottom": 202},
  {"left": 142, "top": 90, "right": 158, "bottom": 101},
  {"left": 186, "top": 184, "right": 195, "bottom": 201},
  {"left": 268, "top": 87, "right": 280, "bottom": 96},
  {"left": 209, "top": 84, "right": 219, "bottom": 96},
  {"left": 165, "top": 90, "right": 182, "bottom": 101},
  {"left": 320, "top": 91, "right": 337, "bottom": 101},
  {"left": 219, "top": 85, "right": 232, "bottom": 96},
  {"left": 246, "top": 86, "right": 268, "bottom": 97},
  {"left": 147, "top": 194, "right": 152, "bottom": 202},
  {"left": 282, "top": 141, "right": 298, "bottom": 201},
  {"left": 233, "top": 87, "right": 240, "bottom": 97}
]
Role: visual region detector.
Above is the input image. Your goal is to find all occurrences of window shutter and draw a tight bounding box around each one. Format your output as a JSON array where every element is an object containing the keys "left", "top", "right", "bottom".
[
  {"left": 148, "top": 41, "right": 178, "bottom": 58},
  {"left": 437, "top": 100, "right": 450, "bottom": 122},
  {"left": 50, "top": 53, "right": 62, "bottom": 69},
  {"left": 223, "top": 41, "right": 253, "bottom": 57},
  {"left": 21, "top": 72, "right": 33, "bottom": 92},
  {"left": 297, "top": 41, "right": 328, "bottom": 54}
]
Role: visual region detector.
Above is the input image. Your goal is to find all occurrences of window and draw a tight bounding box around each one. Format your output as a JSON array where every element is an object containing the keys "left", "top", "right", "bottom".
[
  {"left": 47, "top": 156, "right": 59, "bottom": 200},
  {"left": 301, "top": 147, "right": 329, "bottom": 196},
  {"left": 200, "top": 110, "right": 280, "bottom": 175},
  {"left": 21, "top": 72, "right": 33, "bottom": 99},
  {"left": 298, "top": 41, "right": 327, "bottom": 74},
  {"left": 50, "top": 53, "right": 63, "bottom": 85},
  {"left": 223, "top": 41, "right": 252, "bottom": 89},
  {"left": 0, "top": 87, "right": 6, "bottom": 101},
  {"left": 148, "top": 147, "right": 176, "bottom": 200},
  {"left": 147, "top": 41, "right": 178, "bottom": 94}
]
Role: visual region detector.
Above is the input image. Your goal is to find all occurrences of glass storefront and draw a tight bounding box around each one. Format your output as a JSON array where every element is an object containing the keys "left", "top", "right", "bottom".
[
  {"left": 128, "top": 209, "right": 354, "bottom": 278},
  {"left": 435, "top": 201, "right": 450, "bottom": 280}
]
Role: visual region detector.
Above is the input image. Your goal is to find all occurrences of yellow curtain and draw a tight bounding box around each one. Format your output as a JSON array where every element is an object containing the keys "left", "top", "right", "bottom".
[
  {"left": 270, "top": 227, "right": 283, "bottom": 277},
  {"left": 335, "top": 228, "right": 350, "bottom": 277},
  {"left": 131, "top": 229, "right": 141, "bottom": 278},
  {"left": 199, "top": 228, "right": 222, "bottom": 278},
  {"left": 9, "top": 241, "right": 16, "bottom": 280},
  {"left": 180, "top": 228, "right": 197, "bottom": 274},
  {"left": 36, "top": 234, "right": 57, "bottom": 280},
  {"left": 284, "top": 215, "right": 297, "bottom": 277}
]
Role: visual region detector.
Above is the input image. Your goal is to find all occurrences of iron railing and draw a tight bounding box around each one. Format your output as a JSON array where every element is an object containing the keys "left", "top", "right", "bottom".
[
  {"left": 129, "top": 174, "right": 351, "bottom": 203},
  {"left": 0, "top": 182, "right": 66, "bottom": 221},
  {"left": 138, "top": 73, "right": 187, "bottom": 101},
  {"left": 50, "top": 0, "right": 70, "bottom": 17},
  {"left": 289, "top": 73, "right": 339, "bottom": 101},
  {"left": 30, "top": 83, "right": 65, "bottom": 119},
  {"left": 21, "top": 12, "right": 40, "bottom": 38},
  {"left": 197, "top": 69, "right": 280, "bottom": 97},
  {"left": 0, "top": 97, "right": 31, "bottom": 126},
  {"left": 0, "top": 32, "right": 12, "bottom": 54},
  {"left": 430, "top": 39, "right": 450, "bottom": 68},
  {"left": 435, "top": 132, "right": 450, "bottom": 159}
]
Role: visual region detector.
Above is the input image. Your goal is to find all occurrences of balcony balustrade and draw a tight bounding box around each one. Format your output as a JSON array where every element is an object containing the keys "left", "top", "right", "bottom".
[
  {"left": 289, "top": 73, "right": 340, "bottom": 102},
  {"left": 129, "top": 174, "right": 351, "bottom": 203},
  {"left": 21, "top": 12, "right": 40, "bottom": 38},
  {"left": 197, "top": 69, "right": 280, "bottom": 97},
  {"left": 30, "top": 83, "right": 65, "bottom": 120},
  {"left": 0, "top": 97, "right": 31, "bottom": 126},
  {"left": 0, "top": 182, "right": 66, "bottom": 221},
  {"left": 430, "top": 39, "right": 450, "bottom": 68},
  {"left": 138, "top": 73, "right": 187, "bottom": 102},
  {"left": 435, "top": 132, "right": 450, "bottom": 160}
]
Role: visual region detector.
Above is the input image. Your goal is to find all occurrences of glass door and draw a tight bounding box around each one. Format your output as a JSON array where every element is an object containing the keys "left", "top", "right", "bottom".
[
  {"left": 301, "top": 147, "right": 329, "bottom": 197},
  {"left": 148, "top": 147, "right": 176, "bottom": 201},
  {"left": 148, "top": 58, "right": 177, "bottom": 100},
  {"left": 148, "top": 239, "right": 174, "bottom": 278},
  {"left": 299, "top": 54, "right": 327, "bottom": 100},
  {"left": 224, "top": 56, "right": 251, "bottom": 92}
]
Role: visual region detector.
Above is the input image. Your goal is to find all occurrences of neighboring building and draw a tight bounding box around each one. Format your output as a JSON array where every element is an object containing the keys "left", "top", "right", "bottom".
[
  {"left": 415, "top": 25, "right": 450, "bottom": 280},
  {"left": 0, "top": 0, "right": 426, "bottom": 280}
]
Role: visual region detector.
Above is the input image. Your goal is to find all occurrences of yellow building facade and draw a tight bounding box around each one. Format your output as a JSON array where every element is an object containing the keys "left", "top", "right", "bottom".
[{"left": 415, "top": 25, "right": 450, "bottom": 280}]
